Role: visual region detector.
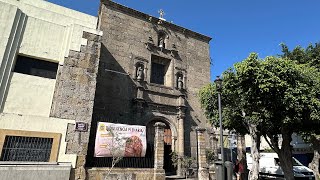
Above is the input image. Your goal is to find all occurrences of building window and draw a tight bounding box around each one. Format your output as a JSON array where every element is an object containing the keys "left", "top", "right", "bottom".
[
  {"left": 14, "top": 56, "right": 58, "bottom": 79},
  {"left": 0, "top": 129, "right": 61, "bottom": 162},
  {"left": 0, "top": 136, "right": 53, "bottom": 162},
  {"left": 151, "top": 62, "right": 165, "bottom": 84},
  {"left": 150, "top": 55, "right": 171, "bottom": 86}
]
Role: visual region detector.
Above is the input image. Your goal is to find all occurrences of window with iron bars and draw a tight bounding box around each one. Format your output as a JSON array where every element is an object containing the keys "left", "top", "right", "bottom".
[{"left": 0, "top": 136, "right": 53, "bottom": 162}]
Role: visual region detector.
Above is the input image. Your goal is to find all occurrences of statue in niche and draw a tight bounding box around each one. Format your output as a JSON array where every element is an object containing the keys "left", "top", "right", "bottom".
[
  {"left": 177, "top": 75, "right": 183, "bottom": 90},
  {"left": 136, "top": 65, "right": 144, "bottom": 81},
  {"left": 158, "top": 37, "right": 164, "bottom": 48}
]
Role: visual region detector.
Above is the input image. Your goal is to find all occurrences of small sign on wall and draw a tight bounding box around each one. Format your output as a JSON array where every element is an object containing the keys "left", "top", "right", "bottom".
[{"left": 75, "top": 122, "right": 88, "bottom": 132}]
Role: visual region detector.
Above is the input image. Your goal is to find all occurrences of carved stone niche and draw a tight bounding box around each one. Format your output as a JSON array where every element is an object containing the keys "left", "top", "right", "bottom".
[
  {"left": 175, "top": 68, "right": 187, "bottom": 91},
  {"left": 176, "top": 72, "right": 184, "bottom": 90},
  {"left": 132, "top": 56, "right": 148, "bottom": 82},
  {"left": 157, "top": 31, "right": 168, "bottom": 49},
  {"left": 136, "top": 63, "right": 144, "bottom": 82}
]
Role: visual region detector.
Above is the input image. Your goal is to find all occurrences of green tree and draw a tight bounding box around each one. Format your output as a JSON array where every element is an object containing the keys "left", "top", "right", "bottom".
[
  {"left": 199, "top": 53, "right": 266, "bottom": 180},
  {"left": 199, "top": 53, "right": 320, "bottom": 180},
  {"left": 280, "top": 43, "right": 320, "bottom": 177},
  {"left": 259, "top": 56, "right": 320, "bottom": 180}
]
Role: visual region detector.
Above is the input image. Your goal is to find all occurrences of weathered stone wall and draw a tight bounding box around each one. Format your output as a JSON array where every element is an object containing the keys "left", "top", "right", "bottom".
[
  {"left": 87, "top": 168, "right": 157, "bottom": 180},
  {"left": 50, "top": 31, "right": 101, "bottom": 179}
]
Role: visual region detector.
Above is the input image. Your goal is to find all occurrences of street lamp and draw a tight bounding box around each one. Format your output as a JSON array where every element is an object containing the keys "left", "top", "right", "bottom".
[{"left": 214, "top": 75, "right": 224, "bottom": 180}]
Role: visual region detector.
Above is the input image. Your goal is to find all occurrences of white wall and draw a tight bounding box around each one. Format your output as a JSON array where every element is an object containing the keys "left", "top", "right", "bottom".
[
  {"left": 0, "top": 0, "right": 102, "bottom": 64},
  {"left": 0, "top": 0, "right": 102, "bottom": 114},
  {"left": 0, "top": 3, "right": 26, "bottom": 111},
  {"left": 3, "top": 73, "right": 56, "bottom": 117}
]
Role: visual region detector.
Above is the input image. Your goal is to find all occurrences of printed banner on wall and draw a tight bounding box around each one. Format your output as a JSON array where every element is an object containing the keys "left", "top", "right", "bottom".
[{"left": 94, "top": 122, "right": 146, "bottom": 157}]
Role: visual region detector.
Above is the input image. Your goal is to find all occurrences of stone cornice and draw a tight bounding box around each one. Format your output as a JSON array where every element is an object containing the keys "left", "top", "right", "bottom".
[{"left": 100, "top": 0, "right": 212, "bottom": 43}]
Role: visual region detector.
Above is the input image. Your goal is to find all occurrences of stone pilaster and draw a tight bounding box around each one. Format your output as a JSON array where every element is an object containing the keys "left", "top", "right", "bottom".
[
  {"left": 154, "top": 122, "right": 166, "bottom": 179},
  {"left": 196, "top": 127, "right": 209, "bottom": 180},
  {"left": 177, "top": 106, "right": 186, "bottom": 176}
]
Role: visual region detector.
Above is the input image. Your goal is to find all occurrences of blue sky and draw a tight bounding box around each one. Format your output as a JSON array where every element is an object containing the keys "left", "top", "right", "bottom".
[{"left": 48, "top": 0, "right": 320, "bottom": 81}]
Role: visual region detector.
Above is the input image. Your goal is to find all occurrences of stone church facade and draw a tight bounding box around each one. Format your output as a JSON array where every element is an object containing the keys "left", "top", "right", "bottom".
[
  {"left": 85, "top": 0, "right": 211, "bottom": 178},
  {"left": 0, "top": 0, "right": 211, "bottom": 179}
]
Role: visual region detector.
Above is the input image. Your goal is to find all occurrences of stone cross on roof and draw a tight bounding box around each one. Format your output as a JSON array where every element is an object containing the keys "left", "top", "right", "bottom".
[{"left": 158, "top": 9, "right": 165, "bottom": 19}]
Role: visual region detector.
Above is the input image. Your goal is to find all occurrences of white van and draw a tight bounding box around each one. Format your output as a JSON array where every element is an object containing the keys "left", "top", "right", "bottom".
[{"left": 246, "top": 153, "right": 315, "bottom": 180}]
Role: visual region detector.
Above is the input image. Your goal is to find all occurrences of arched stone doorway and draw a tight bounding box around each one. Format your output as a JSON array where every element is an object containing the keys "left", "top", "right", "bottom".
[{"left": 147, "top": 119, "right": 176, "bottom": 175}]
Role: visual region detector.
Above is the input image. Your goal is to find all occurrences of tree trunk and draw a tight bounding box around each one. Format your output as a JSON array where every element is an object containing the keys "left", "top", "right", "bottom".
[
  {"left": 277, "top": 130, "right": 295, "bottom": 180},
  {"left": 309, "top": 136, "right": 320, "bottom": 180},
  {"left": 309, "top": 150, "right": 320, "bottom": 180},
  {"left": 249, "top": 124, "right": 260, "bottom": 180},
  {"left": 237, "top": 134, "right": 248, "bottom": 180},
  {"left": 278, "top": 150, "right": 294, "bottom": 180}
]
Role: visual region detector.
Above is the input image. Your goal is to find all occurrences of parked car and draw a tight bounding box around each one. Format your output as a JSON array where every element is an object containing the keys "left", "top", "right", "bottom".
[{"left": 246, "top": 153, "right": 315, "bottom": 180}]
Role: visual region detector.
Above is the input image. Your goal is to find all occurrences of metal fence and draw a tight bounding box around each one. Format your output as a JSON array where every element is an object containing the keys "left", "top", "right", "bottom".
[
  {"left": 0, "top": 136, "right": 53, "bottom": 162},
  {"left": 88, "top": 143, "right": 154, "bottom": 168}
]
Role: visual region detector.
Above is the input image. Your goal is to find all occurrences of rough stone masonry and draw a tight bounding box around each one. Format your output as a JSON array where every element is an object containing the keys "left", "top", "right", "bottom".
[{"left": 50, "top": 31, "right": 101, "bottom": 179}]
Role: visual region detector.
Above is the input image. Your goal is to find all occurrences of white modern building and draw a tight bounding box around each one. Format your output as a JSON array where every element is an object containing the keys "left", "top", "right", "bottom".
[{"left": 0, "top": 0, "right": 101, "bottom": 179}]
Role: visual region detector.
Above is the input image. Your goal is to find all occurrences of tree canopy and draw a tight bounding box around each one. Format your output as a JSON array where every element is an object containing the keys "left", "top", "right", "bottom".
[
  {"left": 280, "top": 43, "right": 320, "bottom": 177},
  {"left": 281, "top": 43, "right": 320, "bottom": 68}
]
